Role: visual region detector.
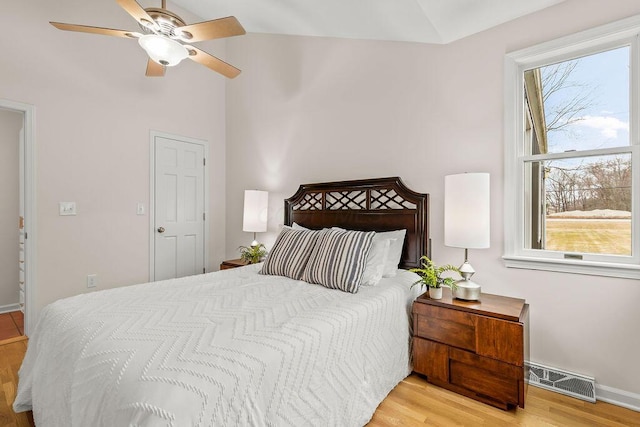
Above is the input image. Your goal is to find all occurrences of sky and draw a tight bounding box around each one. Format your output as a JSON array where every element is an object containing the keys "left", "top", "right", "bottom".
[{"left": 540, "top": 45, "right": 630, "bottom": 154}]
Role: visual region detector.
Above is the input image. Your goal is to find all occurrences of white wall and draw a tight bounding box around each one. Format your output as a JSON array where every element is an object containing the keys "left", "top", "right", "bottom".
[
  {"left": 225, "top": 0, "right": 640, "bottom": 398},
  {"left": 0, "top": 0, "right": 227, "bottom": 319},
  {"left": 0, "top": 109, "right": 22, "bottom": 307}
]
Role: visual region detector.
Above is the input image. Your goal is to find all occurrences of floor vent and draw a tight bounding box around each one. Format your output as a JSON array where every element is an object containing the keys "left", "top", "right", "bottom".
[{"left": 526, "top": 362, "right": 596, "bottom": 403}]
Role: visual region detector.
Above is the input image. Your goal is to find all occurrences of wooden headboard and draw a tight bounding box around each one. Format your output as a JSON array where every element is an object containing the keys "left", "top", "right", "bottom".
[{"left": 284, "top": 177, "right": 430, "bottom": 269}]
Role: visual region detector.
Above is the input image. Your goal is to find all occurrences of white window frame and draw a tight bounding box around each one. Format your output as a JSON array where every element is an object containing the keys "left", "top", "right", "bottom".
[{"left": 504, "top": 15, "right": 640, "bottom": 279}]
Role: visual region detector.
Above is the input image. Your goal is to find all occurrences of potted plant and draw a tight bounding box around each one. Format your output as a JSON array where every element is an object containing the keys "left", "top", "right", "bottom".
[
  {"left": 238, "top": 243, "right": 268, "bottom": 264},
  {"left": 409, "top": 256, "right": 460, "bottom": 300}
]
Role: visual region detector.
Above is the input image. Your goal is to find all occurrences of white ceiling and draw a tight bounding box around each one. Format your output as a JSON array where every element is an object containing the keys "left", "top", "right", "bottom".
[{"left": 169, "top": 0, "right": 566, "bottom": 44}]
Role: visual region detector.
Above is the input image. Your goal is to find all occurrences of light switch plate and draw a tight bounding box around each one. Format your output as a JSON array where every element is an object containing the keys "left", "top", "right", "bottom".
[
  {"left": 136, "top": 203, "right": 145, "bottom": 215},
  {"left": 59, "top": 201, "right": 77, "bottom": 216}
]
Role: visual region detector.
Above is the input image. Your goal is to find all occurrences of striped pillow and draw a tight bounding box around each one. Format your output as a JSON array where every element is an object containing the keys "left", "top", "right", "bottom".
[
  {"left": 260, "top": 228, "right": 323, "bottom": 280},
  {"left": 302, "top": 229, "right": 375, "bottom": 293}
]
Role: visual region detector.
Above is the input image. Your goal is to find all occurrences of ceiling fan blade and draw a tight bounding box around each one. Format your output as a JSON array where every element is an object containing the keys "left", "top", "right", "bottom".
[
  {"left": 116, "top": 0, "right": 158, "bottom": 31},
  {"left": 186, "top": 46, "right": 241, "bottom": 79},
  {"left": 50, "top": 22, "right": 141, "bottom": 38},
  {"left": 145, "top": 58, "right": 165, "bottom": 77},
  {"left": 175, "top": 16, "right": 245, "bottom": 43}
]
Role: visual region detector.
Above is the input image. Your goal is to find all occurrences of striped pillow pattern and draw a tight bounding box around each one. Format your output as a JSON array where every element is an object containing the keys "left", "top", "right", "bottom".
[
  {"left": 260, "top": 228, "right": 322, "bottom": 280},
  {"left": 302, "top": 229, "right": 375, "bottom": 293}
]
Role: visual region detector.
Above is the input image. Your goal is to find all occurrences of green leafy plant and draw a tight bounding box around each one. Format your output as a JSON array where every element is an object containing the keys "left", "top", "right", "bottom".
[
  {"left": 238, "top": 243, "right": 268, "bottom": 264},
  {"left": 409, "top": 256, "right": 460, "bottom": 291}
]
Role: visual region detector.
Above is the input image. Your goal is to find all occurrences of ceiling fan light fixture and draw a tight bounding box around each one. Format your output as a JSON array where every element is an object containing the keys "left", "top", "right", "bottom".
[{"left": 138, "top": 34, "right": 188, "bottom": 66}]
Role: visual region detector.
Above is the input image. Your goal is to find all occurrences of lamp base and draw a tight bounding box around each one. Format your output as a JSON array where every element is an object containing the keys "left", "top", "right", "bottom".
[{"left": 453, "top": 279, "right": 481, "bottom": 301}]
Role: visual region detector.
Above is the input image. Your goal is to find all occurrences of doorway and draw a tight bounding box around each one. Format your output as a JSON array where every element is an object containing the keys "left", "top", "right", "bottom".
[
  {"left": 149, "top": 131, "right": 209, "bottom": 281},
  {"left": 0, "top": 100, "right": 35, "bottom": 337}
]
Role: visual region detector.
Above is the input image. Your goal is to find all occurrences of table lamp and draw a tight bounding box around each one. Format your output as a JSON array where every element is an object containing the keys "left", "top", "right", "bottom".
[
  {"left": 243, "top": 190, "right": 268, "bottom": 246},
  {"left": 444, "top": 173, "right": 490, "bottom": 301}
]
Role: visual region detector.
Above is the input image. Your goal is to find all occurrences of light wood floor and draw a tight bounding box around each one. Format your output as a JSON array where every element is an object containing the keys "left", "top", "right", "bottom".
[
  {"left": 0, "top": 312, "right": 23, "bottom": 342},
  {"left": 368, "top": 375, "right": 640, "bottom": 426},
  {"left": 0, "top": 337, "right": 32, "bottom": 427},
  {"left": 1, "top": 337, "right": 638, "bottom": 426}
]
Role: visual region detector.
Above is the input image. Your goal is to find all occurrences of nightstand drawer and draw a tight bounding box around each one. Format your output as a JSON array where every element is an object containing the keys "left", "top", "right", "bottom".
[
  {"left": 476, "top": 315, "right": 524, "bottom": 366},
  {"left": 413, "top": 303, "right": 476, "bottom": 351},
  {"left": 412, "top": 337, "right": 448, "bottom": 383},
  {"left": 449, "top": 348, "right": 521, "bottom": 405}
]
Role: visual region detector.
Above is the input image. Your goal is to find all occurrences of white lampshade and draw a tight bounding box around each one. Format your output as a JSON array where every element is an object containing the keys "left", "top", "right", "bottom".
[
  {"left": 138, "top": 34, "right": 188, "bottom": 67},
  {"left": 444, "top": 173, "right": 490, "bottom": 249},
  {"left": 243, "top": 190, "right": 268, "bottom": 233}
]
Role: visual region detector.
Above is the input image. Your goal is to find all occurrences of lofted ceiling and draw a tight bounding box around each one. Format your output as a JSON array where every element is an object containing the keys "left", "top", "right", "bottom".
[{"left": 169, "top": 0, "right": 566, "bottom": 44}]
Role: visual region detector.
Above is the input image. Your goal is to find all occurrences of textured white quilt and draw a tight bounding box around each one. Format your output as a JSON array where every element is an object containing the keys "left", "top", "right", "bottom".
[{"left": 14, "top": 264, "right": 420, "bottom": 427}]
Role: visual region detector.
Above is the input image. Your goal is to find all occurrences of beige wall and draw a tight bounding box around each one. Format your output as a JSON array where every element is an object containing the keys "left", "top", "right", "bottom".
[
  {"left": 0, "top": 110, "right": 22, "bottom": 308},
  {"left": 225, "top": 1, "right": 640, "bottom": 396},
  {"left": 0, "top": 0, "right": 227, "bottom": 318}
]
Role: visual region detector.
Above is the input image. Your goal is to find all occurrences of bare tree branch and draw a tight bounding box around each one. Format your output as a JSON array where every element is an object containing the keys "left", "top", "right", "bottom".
[{"left": 540, "top": 61, "right": 597, "bottom": 134}]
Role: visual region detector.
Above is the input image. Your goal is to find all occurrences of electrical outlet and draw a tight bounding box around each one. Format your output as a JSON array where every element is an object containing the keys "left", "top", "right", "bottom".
[{"left": 87, "top": 274, "right": 97, "bottom": 288}]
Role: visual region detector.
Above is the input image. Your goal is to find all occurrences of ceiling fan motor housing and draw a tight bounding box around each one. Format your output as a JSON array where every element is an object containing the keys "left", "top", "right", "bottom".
[{"left": 140, "top": 8, "right": 192, "bottom": 40}]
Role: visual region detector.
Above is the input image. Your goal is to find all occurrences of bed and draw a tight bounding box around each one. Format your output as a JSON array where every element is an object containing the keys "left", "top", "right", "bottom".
[{"left": 14, "top": 177, "right": 430, "bottom": 426}]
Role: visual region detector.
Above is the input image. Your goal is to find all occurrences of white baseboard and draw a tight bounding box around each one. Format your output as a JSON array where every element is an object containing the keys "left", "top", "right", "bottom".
[
  {"left": 596, "top": 384, "right": 640, "bottom": 412},
  {"left": 0, "top": 303, "right": 21, "bottom": 314}
]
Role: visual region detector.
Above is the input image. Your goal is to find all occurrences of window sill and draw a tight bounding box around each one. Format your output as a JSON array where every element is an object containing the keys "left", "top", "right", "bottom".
[{"left": 502, "top": 255, "right": 640, "bottom": 280}]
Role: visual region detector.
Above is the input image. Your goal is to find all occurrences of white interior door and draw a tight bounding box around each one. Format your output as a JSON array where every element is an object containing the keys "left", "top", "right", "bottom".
[{"left": 153, "top": 135, "right": 205, "bottom": 280}]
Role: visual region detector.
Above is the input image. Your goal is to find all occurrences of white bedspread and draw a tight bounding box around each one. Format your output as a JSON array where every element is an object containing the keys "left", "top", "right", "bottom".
[{"left": 14, "top": 264, "right": 420, "bottom": 427}]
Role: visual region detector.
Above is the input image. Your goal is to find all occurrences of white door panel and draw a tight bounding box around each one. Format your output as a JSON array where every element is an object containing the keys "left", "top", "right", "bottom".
[{"left": 154, "top": 136, "right": 205, "bottom": 281}]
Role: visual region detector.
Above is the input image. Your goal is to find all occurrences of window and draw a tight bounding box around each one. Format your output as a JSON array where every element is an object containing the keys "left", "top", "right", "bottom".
[{"left": 504, "top": 16, "right": 640, "bottom": 278}]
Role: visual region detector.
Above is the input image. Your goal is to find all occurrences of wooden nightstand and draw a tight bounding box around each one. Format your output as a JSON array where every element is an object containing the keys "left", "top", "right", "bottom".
[
  {"left": 219, "top": 258, "right": 249, "bottom": 270},
  {"left": 412, "top": 288, "right": 529, "bottom": 410}
]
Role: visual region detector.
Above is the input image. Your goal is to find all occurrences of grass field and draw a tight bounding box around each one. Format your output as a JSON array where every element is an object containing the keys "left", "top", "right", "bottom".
[{"left": 545, "top": 219, "right": 631, "bottom": 255}]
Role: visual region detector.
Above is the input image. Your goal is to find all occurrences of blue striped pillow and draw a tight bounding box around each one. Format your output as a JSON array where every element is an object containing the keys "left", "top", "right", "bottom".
[
  {"left": 302, "top": 229, "right": 375, "bottom": 293},
  {"left": 260, "top": 228, "right": 322, "bottom": 280}
]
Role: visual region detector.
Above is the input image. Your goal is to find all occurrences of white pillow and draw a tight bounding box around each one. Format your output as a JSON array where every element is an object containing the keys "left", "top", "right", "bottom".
[
  {"left": 378, "top": 230, "right": 407, "bottom": 277},
  {"left": 292, "top": 222, "right": 309, "bottom": 230},
  {"left": 360, "top": 237, "right": 391, "bottom": 286}
]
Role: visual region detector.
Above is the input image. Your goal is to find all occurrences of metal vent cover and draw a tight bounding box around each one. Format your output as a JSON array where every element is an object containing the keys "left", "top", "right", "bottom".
[{"left": 527, "top": 362, "right": 596, "bottom": 403}]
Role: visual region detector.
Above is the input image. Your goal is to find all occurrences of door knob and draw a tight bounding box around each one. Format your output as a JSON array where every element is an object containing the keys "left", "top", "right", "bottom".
[{"left": 157, "top": 226, "right": 165, "bottom": 233}]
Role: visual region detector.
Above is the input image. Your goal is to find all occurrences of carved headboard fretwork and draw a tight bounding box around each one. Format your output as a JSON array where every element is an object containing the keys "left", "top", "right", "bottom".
[{"left": 284, "top": 177, "right": 430, "bottom": 270}]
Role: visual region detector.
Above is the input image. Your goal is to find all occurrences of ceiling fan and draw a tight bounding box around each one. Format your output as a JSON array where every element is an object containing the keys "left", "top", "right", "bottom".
[{"left": 50, "top": 0, "right": 245, "bottom": 78}]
